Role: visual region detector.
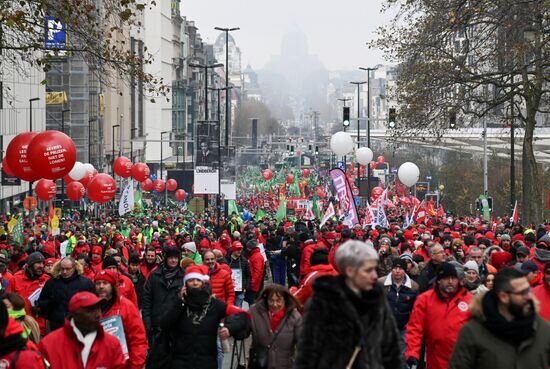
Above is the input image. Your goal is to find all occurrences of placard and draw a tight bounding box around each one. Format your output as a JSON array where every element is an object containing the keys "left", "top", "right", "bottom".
[
  {"left": 101, "top": 315, "right": 129, "bottom": 359},
  {"left": 194, "top": 167, "right": 219, "bottom": 194}
]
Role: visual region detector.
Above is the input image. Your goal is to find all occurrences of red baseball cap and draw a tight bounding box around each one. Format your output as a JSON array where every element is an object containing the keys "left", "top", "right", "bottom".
[{"left": 68, "top": 292, "right": 103, "bottom": 313}]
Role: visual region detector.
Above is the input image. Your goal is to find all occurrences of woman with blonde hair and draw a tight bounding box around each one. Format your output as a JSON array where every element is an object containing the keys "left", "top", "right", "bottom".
[{"left": 249, "top": 284, "right": 302, "bottom": 369}]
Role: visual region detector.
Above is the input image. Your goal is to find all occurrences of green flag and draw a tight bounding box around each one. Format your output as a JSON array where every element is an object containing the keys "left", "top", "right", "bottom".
[
  {"left": 228, "top": 200, "right": 240, "bottom": 217},
  {"left": 312, "top": 196, "right": 320, "bottom": 218},
  {"left": 134, "top": 188, "right": 143, "bottom": 213},
  {"left": 13, "top": 215, "right": 24, "bottom": 245},
  {"left": 255, "top": 209, "right": 267, "bottom": 221},
  {"left": 275, "top": 199, "right": 287, "bottom": 223},
  {"left": 479, "top": 194, "right": 491, "bottom": 220}
]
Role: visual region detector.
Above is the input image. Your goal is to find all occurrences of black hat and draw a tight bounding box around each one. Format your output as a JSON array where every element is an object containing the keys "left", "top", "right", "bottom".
[
  {"left": 392, "top": 258, "right": 407, "bottom": 270},
  {"left": 520, "top": 260, "right": 538, "bottom": 275},
  {"left": 516, "top": 246, "right": 530, "bottom": 257},
  {"left": 310, "top": 248, "right": 329, "bottom": 266},
  {"left": 102, "top": 256, "right": 118, "bottom": 269},
  {"left": 163, "top": 246, "right": 181, "bottom": 259},
  {"left": 436, "top": 262, "right": 458, "bottom": 280},
  {"left": 27, "top": 252, "right": 45, "bottom": 267}
]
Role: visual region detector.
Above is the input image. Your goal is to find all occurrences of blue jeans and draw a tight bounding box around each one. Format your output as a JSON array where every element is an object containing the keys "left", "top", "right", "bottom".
[
  {"left": 235, "top": 292, "right": 245, "bottom": 308},
  {"left": 217, "top": 336, "right": 224, "bottom": 369}
]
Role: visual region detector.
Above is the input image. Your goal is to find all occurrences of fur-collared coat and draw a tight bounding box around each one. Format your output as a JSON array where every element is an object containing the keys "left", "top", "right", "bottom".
[{"left": 293, "top": 275, "right": 402, "bottom": 369}]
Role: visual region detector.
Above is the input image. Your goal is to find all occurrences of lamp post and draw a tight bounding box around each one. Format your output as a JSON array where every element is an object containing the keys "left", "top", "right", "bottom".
[
  {"left": 350, "top": 81, "right": 366, "bottom": 189},
  {"left": 214, "top": 26, "right": 239, "bottom": 146},
  {"left": 160, "top": 131, "right": 169, "bottom": 205},
  {"left": 61, "top": 109, "right": 70, "bottom": 208},
  {"left": 359, "top": 66, "right": 378, "bottom": 197},
  {"left": 111, "top": 124, "right": 120, "bottom": 176},
  {"left": 130, "top": 128, "right": 138, "bottom": 162},
  {"left": 28, "top": 97, "right": 40, "bottom": 196}
]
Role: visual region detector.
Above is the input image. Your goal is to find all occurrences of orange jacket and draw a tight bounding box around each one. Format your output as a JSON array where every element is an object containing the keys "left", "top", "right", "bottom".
[{"left": 208, "top": 263, "right": 235, "bottom": 305}]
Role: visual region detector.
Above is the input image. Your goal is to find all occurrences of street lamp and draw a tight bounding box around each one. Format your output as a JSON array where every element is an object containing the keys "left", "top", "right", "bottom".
[
  {"left": 28, "top": 97, "right": 40, "bottom": 196},
  {"left": 214, "top": 26, "right": 240, "bottom": 146},
  {"left": 130, "top": 128, "right": 138, "bottom": 162},
  {"left": 189, "top": 62, "right": 224, "bottom": 121},
  {"left": 350, "top": 81, "right": 366, "bottom": 189},
  {"left": 61, "top": 109, "right": 70, "bottom": 208},
  {"left": 111, "top": 124, "right": 120, "bottom": 176},
  {"left": 359, "top": 66, "right": 378, "bottom": 197}
]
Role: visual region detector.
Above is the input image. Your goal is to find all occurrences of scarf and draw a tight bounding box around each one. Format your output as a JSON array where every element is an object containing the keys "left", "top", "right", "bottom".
[
  {"left": 161, "top": 264, "right": 179, "bottom": 287},
  {"left": 8, "top": 309, "right": 26, "bottom": 321},
  {"left": 185, "top": 287, "right": 213, "bottom": 325},
  {"left": 269, "top": 308, "right": 286, "bottom": 332},
  {"left": 535, "top": 247, "right": 550, "bottom": 262},
  {"left": 482, "top": 290, "right": 535, "bottom": 346}
]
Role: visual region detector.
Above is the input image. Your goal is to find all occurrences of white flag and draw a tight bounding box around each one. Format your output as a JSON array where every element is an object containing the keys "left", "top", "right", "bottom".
[
  {"left": 320, "top": 202, "right": 335, "bottom": 228},
  {"left": 118, "top": 180, "right": 134, "bottom": 216}
]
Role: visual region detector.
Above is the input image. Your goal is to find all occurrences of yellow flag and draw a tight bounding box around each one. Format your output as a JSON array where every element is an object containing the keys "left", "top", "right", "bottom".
[
  {"left": 7, "top": 217, "right": 17, "bottom": 233},
  {"left": 46, "top": 91, "right": 68, "bottom": 105}
]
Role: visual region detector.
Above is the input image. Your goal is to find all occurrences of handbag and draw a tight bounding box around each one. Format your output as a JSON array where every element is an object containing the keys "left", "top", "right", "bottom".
[{"left": 248, "top": 316, "right": 288, "bottom": 369}]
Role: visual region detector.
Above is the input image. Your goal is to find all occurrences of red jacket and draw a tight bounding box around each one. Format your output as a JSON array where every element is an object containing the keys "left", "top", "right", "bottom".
[
  {"left": 39, "top": 320, "right": 126, "bottom": 369},
  {"left": 300, "top": 241, "right": 328, "bottom": 278},
  {"left": 103, "top": 295, "right": 148, "bottom": 369},
  {"left": 292, "top": 264, "right": 338, "bottom": 305},
  {"left": 248, "top": 248, "right": 265, "bottom": 293},
  {"left": 534, "top": 283, "right": 550, "bottom": 321},
  {"left": 405, "top": 287, "right": 472, "bottom": 369},
  {"left": 117, "top": 273, "right": 139, "bottom": 308},
  {"left": 413, "top": 246, "right": 430, "bottom": 262},
  {"left": 209, "top": 263, "right": 235, "bottom": 305},
  {"left": 7, "top": 270, "right": 50, "bottom": 335},
  {"left": 0, "top": 318, "right": 46, "bottom": 369}
]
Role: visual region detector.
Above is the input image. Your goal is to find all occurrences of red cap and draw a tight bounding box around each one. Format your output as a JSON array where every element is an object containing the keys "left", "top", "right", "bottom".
[
  {"left": 92, "top": 246, "right": 103, "bottom": 255},
  {"left": 45, "top": 258, "right": 57, "bottom": 266},
  {"left": 94, "top": 269, "right": 118, "bottom": 286},
  {"left": 68, "top": 291, "right": 103, "bottom": 313},
  {"left": 232, "top": 241, "right": 243, "bottom": 251}
]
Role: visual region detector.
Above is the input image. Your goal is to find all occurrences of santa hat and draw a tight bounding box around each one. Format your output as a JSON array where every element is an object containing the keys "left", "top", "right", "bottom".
[{"left": 183, "top": 265, "right": 210, "bottom": 284}]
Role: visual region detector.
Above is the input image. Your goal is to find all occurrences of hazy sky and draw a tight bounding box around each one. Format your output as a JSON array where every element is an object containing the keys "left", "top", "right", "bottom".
[{"left": 183, "top": 0, "right": 393, "bottom": 71}]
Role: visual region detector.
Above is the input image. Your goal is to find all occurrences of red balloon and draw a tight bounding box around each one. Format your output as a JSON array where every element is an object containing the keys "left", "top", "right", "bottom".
[
  {"left": 35, "top": 179, "right": 57, "bottom": 201},
  {"left": 87, "top": 173, "right": 116, "bottom": 203},
  {"left": 166, "top": 179, "right": 178, "bottom": 192},
  {"left": 63, "top": 175, "right": 74, "bottom": 185},
  {"left": 262, "top": 169, "right": 273, "bottom": 181},
  {"left": 67, "top": 181, "right": 85, "bottom": 201},
  {"left": 286, "top": 174, "right": 294, "bottom": 184},
  {"left": 140, "top": 179, "right": 153, "bottom": 191},
  {"left": 113, "top": 156, "right": 132, "bottom": 178},
  {"left": 175, "top": 189, "right": 187, "bottom": 201},
  {"left": 79, "top": 170, "right": 95, "bottom": 188},
  {"left": 302, "top": 169, "right": 310, "bottom": 177},
  {"left": 376, "top": 155, "right": 385, "bottom": 164},
  {"left": 5, "top": 132, "right": 40, "bottom": 181},
  {"left": 371, "top": 186, "right": 384, "bottom": 200},
  {"left": 132, "top": 163, "right": 150, "bottom": 182},
  {"left": 153, "top": 179, "right": 165, "bottom": 192},
  {"left": 28, "top": 131, "right": 77, "bottom": 180},
  {"left": 2, "top": 158, "right": 15, "bottom": 177}
]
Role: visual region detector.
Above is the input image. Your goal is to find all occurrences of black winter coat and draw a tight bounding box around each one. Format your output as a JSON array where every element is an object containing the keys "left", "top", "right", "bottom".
[
  {"left": 128, "top": 270, "right": 146, "bottom": 308},
  {"left": 294, "top": 276, "right": 401, "bottom": 369},
  {"left": 226, "top": 254, "right": 252, "bottom": 291},
  {"left": 37, "top": 273, "right": 95, "bottom": 331},
  {"left": 142, "top": 264, "right": 184, "bottom": 339}
]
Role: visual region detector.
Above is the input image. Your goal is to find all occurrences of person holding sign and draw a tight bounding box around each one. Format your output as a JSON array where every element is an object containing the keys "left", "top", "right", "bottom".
[
  {"left": 39, "top": 291, "right": 126, "bottom": 369},
  {"left": 95, "top": 269, "right": 148, "bottom": 369}
]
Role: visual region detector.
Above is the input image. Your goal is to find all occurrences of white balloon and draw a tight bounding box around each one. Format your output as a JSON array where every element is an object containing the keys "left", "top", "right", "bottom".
[
  {"left": 83, "top": 163, "right": 95, "bottom": 173},
  {"left": 330, "top": 132, "right": 354, "bottom": 156},
  {"left": 398, "top": 162, "right": 420, "bottom": 187},
  {"left": 68, "top": 161, "right": 86, "bottom": 180},
  {"left": 355, "top": 147, "right": 374, "bottom": 165}
]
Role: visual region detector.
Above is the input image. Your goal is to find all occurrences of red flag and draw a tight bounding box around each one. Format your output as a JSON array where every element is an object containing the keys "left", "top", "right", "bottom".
[
  {"left": 427, "top": 199, "right": 437, "bottom": 217},
  {"left": 416, "top": 200, "right": 427, "bottom": 224},
  {"left": 511, "top": 200, "right": 519, "bottom": 224}
]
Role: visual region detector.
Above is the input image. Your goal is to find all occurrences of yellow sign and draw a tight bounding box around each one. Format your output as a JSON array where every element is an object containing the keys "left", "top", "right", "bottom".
[{"left": 45, "top": 91, "right": 68, "bottom": 105}]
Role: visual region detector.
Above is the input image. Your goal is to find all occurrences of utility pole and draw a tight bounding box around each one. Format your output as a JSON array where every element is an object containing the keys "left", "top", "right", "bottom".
[{"left": 350, "top": 81, "right": 367, "bottom": 192}]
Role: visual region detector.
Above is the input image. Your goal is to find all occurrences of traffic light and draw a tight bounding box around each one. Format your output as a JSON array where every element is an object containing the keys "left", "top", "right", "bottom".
[
  {"left": 449, "top": 109, "right": 457, "bottom": 129},
  {"left": 315, "top": 146, "right": 319, "bottom": 155},
  {"left": 343, "top": 107, "right": 350, "bottom": 127},
  {"left": 388, "top": 108, "right": 396, "bottom": 128}
]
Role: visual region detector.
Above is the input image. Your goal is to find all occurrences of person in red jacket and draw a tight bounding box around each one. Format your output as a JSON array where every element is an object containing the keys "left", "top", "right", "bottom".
[
  {"left": 292, "top": 248, "right": 337, "bottom": 305},
  {"left": 90, "top": 246, "right": 103, "bottom": 274},
  {"left": 203, "top": 250, "right": 235, "bottom": 305},
  {"left": 300, "top": 235, "right": 330, "bottom": 280},
  {"left": 533, "top": 261, "right": 550, "bottom": 321},
  {"left": 95, "top": 270, "right": 148, "bottom": 369},
  {"left": 0, "top": 302, "right": 46, "bottom": 369},
  {"left": 405, "top": 262, "right": 473, "bottom": 369},
  {"left": 39, "top": 291, "right": 126, "bottom": 369},
  {"left": 102, "top": 256, "right": 139, "bottom": 307},
  {"left": 7, "top": 252, "right": 50, "bottom": 335},
  {"left": 246, "top": 239, "right": 265, "bottom": 305},
  {"left": 139, "top": 248, "right": 158, "bottom": 280}
]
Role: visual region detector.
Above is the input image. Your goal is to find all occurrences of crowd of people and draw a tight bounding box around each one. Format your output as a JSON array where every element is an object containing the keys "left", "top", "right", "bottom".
[{"left": 1, "top": 208, "right": 550, "bottom": 369}]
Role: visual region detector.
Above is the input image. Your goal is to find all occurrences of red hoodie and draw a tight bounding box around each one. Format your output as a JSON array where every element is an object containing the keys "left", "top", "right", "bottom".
[
  {"left": 292, "top": 264, "right": 338, "bottom": 305},
  {"left": 248, "top": 248, "right": 265, "bottom": 293}
]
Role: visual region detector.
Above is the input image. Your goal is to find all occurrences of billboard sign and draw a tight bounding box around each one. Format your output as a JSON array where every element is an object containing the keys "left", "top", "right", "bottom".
[{"left": 45, "top": 16, "right": 67, "bottom": 50}]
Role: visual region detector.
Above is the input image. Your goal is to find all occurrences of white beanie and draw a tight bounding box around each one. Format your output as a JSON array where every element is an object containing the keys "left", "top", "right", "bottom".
[
  {"left": 463, "top": 260, "right": 479, "bottom": 274},
  {"left": 183, "top": 241, "right": 197, "bottom": 253}
]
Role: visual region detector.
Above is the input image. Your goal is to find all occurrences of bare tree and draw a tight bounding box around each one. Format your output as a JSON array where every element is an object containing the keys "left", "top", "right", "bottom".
[
  {"left": 0, "top": 0, "right": 168, "bottom": 99},
  {"left": 372, "top": 0, "right": 550, "bottom": 223}
]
